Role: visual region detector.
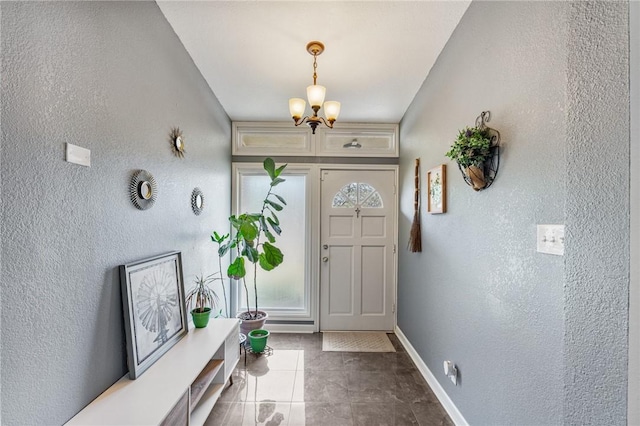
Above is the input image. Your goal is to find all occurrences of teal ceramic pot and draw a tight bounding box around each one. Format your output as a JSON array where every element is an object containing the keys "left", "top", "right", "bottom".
[
  {"left": 248, "top": 329, "right": 270, "bottom": 353},
  {"left": 191, "top": 307, "right": 212, "bottom": 328}
]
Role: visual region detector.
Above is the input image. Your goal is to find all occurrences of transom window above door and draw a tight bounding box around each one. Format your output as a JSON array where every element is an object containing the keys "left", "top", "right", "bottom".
[{"left": 332, "top": 182, "right": 383, "bottom": 208}]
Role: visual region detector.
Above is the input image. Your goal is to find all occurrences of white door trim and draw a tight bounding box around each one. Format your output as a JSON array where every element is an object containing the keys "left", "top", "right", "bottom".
[{"left": 316, "top": 164, "right": 399, "bottom": 332}]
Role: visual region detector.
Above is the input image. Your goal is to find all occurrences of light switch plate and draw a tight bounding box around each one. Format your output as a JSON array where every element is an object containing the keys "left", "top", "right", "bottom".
[
  {"left": 66, "top": 143, "right": 91, "bottom": 167},
  {"left": 537, "top": 224, "right": 565, "bottom": 256}
]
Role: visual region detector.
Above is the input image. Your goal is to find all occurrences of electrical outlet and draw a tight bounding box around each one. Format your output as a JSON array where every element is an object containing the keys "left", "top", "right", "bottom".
[
  {"left": 536, "top": 224, "right": 564, "bottom": 256},
  {"left": 443, "top": 360, "right": 458, "bottom": 385}
]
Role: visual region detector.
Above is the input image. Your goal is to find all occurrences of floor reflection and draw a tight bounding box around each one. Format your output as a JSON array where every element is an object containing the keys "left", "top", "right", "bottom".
[{"left": 204, "top": 333, "right": 452, "bottom": 426}]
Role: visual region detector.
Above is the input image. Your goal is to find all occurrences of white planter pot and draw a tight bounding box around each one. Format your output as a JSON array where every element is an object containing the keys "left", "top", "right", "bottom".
[{"left": 237, "top": 310, "right": 268, "bottom": 335}]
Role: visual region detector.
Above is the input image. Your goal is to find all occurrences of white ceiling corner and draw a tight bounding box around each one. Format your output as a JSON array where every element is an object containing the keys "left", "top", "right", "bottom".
[{"left": 157, "top": 1, "right": 470, "bottom": 124}]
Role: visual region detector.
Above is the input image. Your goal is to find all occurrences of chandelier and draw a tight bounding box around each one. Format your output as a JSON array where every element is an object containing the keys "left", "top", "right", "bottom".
[{"left": 289, "top": 41, "right": 341, "bottom": 134}]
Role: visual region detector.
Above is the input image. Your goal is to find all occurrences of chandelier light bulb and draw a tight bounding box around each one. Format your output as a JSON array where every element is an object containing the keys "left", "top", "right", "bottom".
[
  {"left": 289, "top": 98, "right": 306, "bottom": 120},
  {"left": 323, "top": 101, "right": 341, "bottom": 122},
  {"left": 307, "top": 84, "right": 326, "bottom": 109}
]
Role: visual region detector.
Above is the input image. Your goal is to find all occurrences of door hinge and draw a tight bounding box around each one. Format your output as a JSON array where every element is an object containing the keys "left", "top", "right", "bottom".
[
  {"left": 392, "top": 303, "right": 396, "bottom": 313},
  {"left": 393, "top": 244, "right": 396, "bottom": 254}
]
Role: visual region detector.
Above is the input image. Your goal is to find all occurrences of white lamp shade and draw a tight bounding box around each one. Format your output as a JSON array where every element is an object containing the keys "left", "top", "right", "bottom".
[
  {"left": 323, "top": 101, "right": 341, "bottom": 121},
  {"left": 306, "top": 84, "right": 326, "bottom": 108},
  {"left": 289, "top": 98, "right": 306, "bottom": 119}
]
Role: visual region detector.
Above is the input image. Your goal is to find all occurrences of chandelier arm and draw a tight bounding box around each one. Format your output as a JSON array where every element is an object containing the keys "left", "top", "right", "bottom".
[
  {"left": 317, "top": 116, "right": 335, "bottom": 129},
  {"left": 292, "top": 116, "right": 310, "bottom": 127}
]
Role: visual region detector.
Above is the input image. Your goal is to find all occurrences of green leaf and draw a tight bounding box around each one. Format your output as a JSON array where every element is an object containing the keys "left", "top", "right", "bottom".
[
  {"left": 265, "top": 199, "right": 283, "bottom": 211},
  {"left": 239, "top": 221, "right": 258, "bottom": 240},
  {"left": 272, "top": 193, "right": 287, "bottom": 205},
  {"left": 264, "top": 229, "right": 276, "bottom": 243},
  {"left": 259, "top": 216, "right": 269, "bottom": 232},
  {"left": 212, "top": 231, "right": 229, "bottom": 244},
  {"left": 243, "top": 245, "right": 259, "bottom": 263},
  {"left": 270, "top": 212, "right": 280, "bottom": 226},
  {"left": 267, "top": 217, "right": 282, "bottom": 235},
  {"left": 229, "top": 215, "right": 242, "bottom": 228},
  {"left": 258, "top": 253, "right": 275, "bottom": 271},
  {"left": 263, "top": 157, "right": 276, "bottom": 180},
  {"left": 270, "top": 177, "right": 286, "bottom": 187},
  {"left": 262, "top": 242, "right": 283, "bottom": 268},
  {"left": 218, "top": 242, "right": 230, "bottom": 257},
  {"left": 227, "top": 257, "right": 246, "bottom": 279},
  {"left": 274, "top": 164, "right": 287, "bottom": 177}
]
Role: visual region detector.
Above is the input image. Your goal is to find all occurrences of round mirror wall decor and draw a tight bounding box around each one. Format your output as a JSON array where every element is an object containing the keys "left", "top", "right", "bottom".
[
  {"left": 191, "top": 187, "right": 204, "bottom": 215},
  {"left": 169, "top": 127, "right": 186, "bottom": 158},
  {"left": 130, "top": 170, "right": 158, "bottom": 210}
]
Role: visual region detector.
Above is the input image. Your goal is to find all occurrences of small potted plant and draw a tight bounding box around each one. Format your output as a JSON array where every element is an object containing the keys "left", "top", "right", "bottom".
[
  {"left": 445, "top": 126, "right": 492, "bottom": 190},
  {"left": 212, "top": 158, "right": 287, "bottom": 351},
  {"left": 185, "top": 274, "right": 222, "bottom": 328}
]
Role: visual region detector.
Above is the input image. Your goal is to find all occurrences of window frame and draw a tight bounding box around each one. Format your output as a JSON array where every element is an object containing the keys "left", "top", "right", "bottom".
[{"left": 230, "top": 163, "right": 316, "bottom": 323}]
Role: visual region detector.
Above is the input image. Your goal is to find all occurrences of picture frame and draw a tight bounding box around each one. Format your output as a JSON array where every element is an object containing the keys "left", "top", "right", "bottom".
[
  {"left": 119, "top": 251, "right": 188, "bottom": 379},
  {"left": 427, "top": 164, "right": 447, "bottom": 214}
]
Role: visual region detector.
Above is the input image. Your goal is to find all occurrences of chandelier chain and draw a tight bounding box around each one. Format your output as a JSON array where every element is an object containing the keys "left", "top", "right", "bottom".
[{"left": 312, "top": 53, "right": 318, "bottom": 85}]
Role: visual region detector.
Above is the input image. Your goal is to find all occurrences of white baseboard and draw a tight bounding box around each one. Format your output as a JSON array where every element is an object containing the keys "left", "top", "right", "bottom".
[{"left": 395, "top": 326, "right": 468, "bottom": 426}]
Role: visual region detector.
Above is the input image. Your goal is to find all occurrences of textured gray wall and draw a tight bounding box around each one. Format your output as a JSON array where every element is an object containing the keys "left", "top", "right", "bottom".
[
  {"left": 564, "top": 2, "right": 630, "bottom": 424},
  {"left": 0, "top": 2, "right": 3, "bottom": 418},
  {"left": 399, "top": 1, "right": 628, "bottom": 424},
  {"left": 630, "top": 2, "right": 640, "bottom": 423},
  {"left": 0, "top": 2, "right": 231, "bottom": 424},
  {"left": 399, "top": 3, "right": 567, "bottom": 423}
]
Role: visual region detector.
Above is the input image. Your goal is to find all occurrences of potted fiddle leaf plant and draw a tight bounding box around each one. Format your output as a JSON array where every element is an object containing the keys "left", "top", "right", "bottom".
[
  {"left": 212, "top": 158, "right": 287, "bottom": 349},
  {"left": 185, "top": 274, "right": 222, "bottom": 328},
  {"left": 445, "top": 126, "right": 492, "bottom": 191}
]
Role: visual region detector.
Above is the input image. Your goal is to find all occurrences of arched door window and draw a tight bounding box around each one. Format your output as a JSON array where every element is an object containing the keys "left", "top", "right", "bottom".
[{"left": 332, "top": 182, "right": 383, "bottom": 208}]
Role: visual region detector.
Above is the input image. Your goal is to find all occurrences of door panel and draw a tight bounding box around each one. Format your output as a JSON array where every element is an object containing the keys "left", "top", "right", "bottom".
[
  {"left": 361, "top": 245, "right": 385, "bottom": 314},
  {"left": 328, "top": 246, "right": 354, "bottom": 314},
  {"left": 362, "top": 216, "right": 386, "bottom": 237},
  {"left": 329, "top": 216, "right": 355, "bottom": 237},
  {"left": 320, "top": 169, "right": 396, "bottom": 331}
]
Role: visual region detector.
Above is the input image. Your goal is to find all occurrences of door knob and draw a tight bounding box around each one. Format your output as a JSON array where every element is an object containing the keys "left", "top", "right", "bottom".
[
  {"left": 322, "top": 257, "right": 329, "bottom": 263},
  {"left": 323, "top": 245, "right": 328, "bottom": 249}
]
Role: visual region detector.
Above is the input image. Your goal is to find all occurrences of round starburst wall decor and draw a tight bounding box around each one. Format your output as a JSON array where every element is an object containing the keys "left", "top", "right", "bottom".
[
  {"left": 130, "top": 169, "right": 158, "bottom": 210},
  {"left": 169, "top": 127, "right": 186, "bottom": 158},
  {"left": 191, "top": 187, "right": 204, "bottom": 216}
]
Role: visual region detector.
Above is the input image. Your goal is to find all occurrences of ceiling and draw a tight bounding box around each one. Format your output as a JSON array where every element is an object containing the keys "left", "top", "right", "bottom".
[{"left": 157, "top": 1, "right": 470, "bottom": 124}]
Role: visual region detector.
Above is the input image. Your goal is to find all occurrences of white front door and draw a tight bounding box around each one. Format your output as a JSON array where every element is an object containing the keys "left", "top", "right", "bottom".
[{"left": 320, "top": 169, "right": 396, "bottom": 331}]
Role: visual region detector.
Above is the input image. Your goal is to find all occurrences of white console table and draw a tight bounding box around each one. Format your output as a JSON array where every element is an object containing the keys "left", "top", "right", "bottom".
[{"left": 67, "top": 318, "right": 240, "bottom": 426}]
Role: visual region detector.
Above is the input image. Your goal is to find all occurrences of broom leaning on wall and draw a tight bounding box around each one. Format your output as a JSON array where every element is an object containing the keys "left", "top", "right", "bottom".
[{"left": 408, "top": 158, "right": 422, "bottom": 252}]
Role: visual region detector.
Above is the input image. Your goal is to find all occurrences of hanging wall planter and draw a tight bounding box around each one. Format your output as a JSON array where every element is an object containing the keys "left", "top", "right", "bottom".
[{"left": 445, "top": 111, "right": 500, "bottom": 191}]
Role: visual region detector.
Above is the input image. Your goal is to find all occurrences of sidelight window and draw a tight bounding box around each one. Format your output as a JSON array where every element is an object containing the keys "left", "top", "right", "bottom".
[{"left": 233, "top": 165, "right": 312, "bottom": 321}]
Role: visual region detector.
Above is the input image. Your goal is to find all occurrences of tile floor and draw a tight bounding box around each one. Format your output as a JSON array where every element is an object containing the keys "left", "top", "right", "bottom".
[{"left": 205, "top": 333, "right": 453, "bottom": 426}]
